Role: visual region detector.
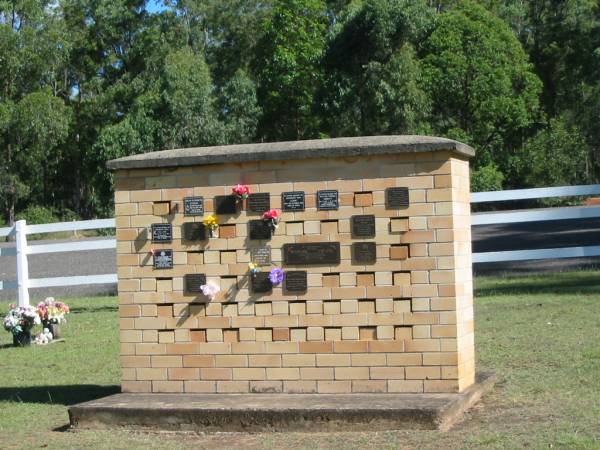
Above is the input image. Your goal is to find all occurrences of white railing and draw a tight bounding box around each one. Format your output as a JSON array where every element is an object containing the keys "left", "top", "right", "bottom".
[
  {"left": 1, "top": 184, "right": 599, "bottom": 304},
  {"left": 471, "top": 184, "right": 600, "bottom": 263},
  {"left": 0, "top": 219, "right": 117, "bottom": 306}
]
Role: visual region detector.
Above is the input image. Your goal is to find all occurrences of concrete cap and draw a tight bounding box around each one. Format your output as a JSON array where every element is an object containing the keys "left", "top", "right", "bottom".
[{"left": 106, "top": 135, "right": 475, "bottom": 171}]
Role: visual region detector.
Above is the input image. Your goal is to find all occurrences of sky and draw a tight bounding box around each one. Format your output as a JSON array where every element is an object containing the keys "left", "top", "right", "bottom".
[{"left": 146, "top": 0, "right": 167, "bottom": 14}]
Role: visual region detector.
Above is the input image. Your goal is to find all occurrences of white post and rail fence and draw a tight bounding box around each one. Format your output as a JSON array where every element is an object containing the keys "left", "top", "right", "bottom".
[{"left": 1, "top": 184, "right": 600, "bottom": 307}]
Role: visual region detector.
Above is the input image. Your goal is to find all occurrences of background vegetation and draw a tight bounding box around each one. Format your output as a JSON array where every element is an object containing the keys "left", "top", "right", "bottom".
[{"left": 1, "top": 0, "right": 599, "bottom": 226}]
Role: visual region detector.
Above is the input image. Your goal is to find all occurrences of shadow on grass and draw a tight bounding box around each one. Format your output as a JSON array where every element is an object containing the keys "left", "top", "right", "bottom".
[
  {"left": 0, "top": 384, "right": 120, "bottom": 406},
  {"left": 475, "top": 273, "right": 600, "bottom": 297},
  {"left": 70, "top": 305, "right": 118, "bottom": 314}
]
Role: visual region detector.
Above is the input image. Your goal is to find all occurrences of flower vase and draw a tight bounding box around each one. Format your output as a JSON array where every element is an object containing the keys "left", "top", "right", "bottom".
[
  {"left": 46, "top": 322, "right": 61, "bottom": 339},
  {"left": 13, "top": 330, "right": 31, "bottom": 347}
]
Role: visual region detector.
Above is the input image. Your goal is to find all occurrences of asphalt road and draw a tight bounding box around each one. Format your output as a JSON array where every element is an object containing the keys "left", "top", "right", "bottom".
[{"left": 1, "top": 218, "right": 599, "bottom": 301}]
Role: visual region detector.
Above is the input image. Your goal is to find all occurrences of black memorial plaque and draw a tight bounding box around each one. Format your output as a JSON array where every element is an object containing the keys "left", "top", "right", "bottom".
[
  {"left": 247, "top": 193, "right": 270, "bottom": 213},
  {"left": 153, "top": 249, "right": 173, "bottom": 269},
  {"left": 282, "top": 191, "right": 305, "bottom": 211},
  {"left": 284, "top": 271, "right": 307, "bottom": 293},
  {"left": 386, "top": 187, "right": 409, "bottom": 208},
  {"left": 251, "top": 272, "right": 273, "bottom": 294},
  {"left": 283, "top": 242, "right": 341, "bottom": 265},
  {"left": 251, "top": 246, "right": 271, "bottom": 265},
  {"left": 151, "top": 223, "right": 172, "bottom": 243},
  {"left": 249, "top": 220, "right": 272, "bottom": 240},
  {"left": 183, "top": 222, "right": 207, "bottom": 241},
  {"left": 351, "top": 215, "right": 376, "bottom": 238},
  {"left": 214, "top": 195, "right": 239, "bottom": 214},
  {"left": 317, "top": 190, "right": 339, "bottom": 211},
  {"left": 184, "top": 273, "right": 206, "bottom": 293},
  {"left": 352, "top": 242, "right": 376, "bottom": 264},
  {"left": 183, "top": 196, "right": 204, "bottom": 216}
]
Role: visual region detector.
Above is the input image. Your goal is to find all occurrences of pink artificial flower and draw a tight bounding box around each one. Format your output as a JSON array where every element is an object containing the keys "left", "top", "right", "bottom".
[
  {"left": 232, "top": 184, "right": 250, "bottom": 197},
  {"left": 263, "top": 209, "right": 280, "bottom": 220}
]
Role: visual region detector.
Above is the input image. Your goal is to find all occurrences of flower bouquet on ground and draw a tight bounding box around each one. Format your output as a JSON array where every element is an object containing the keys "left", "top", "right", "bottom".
[
  {"left": 36, "top": 297, "right": 69, "bottom": 339},
  {"left": 3, "top": 304, "right": 41, "bottom": 346}
]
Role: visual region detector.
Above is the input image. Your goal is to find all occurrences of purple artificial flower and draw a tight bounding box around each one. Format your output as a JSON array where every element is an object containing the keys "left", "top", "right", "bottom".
[{"left": 268, "top": 268, "right": 285, "bottom": 286}]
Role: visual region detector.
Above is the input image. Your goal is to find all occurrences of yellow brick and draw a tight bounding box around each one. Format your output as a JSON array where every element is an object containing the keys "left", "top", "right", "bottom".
[
  {"left": 206, "top": 329, "right": 223, "bottom": 342},
  {"left": 249, "top": 355, "right": 281, "bottom": 367},
  {"left": 375, "top": 298, "right": 394, "bottom": 312},
  {"left": 377, "top": 325, "right": 394, "bottom": 340},
  {"left": 307, "top": 327, "right": 325, "bottom": 341},
  {"left": 318, "top": 381, "right": 351, "bottom": 393},
  {"left": 335, "top": 367, "right": 369, "bottom": 380},
  {"left": 323, "top": 301, "right": 340, "bottom": 315},
  {"left": 388, "top": 380, "right": 423, "bottom": 393},
  {"left": 286, "top": 222, "right": 303, "bottom": 235},
  {"left": 340, "top": 300, "right": 358, "bottom": 314},
  {"left": 406, "top": 367, "right": 441, "bottom": 380},
  {"left": 266, "top": 368, "right": 300, "bottom": 380},
  {"left": 256, "top": 329, "right": 273, "bottom": 342},
  {"left": 282, "top": 354, "right": 315, "bottom": 367},
  {"left": 153, "top": 201, "right": 171, "bottom": 215},
  {"left": 342, "top": 327, "right": 359, "bottom": 340},
  {"left": 156, "top": 278, "right": 173, "bottom": 292},
  {"left": 325, "top": 327, "right": 342, "bottom": 341},
  {"left": 306, "top": 301, "right": 323, "bottom": 314},
  {"left": 290, "top": 328, "right": 307, "bottom": 341},
  {"left": 158, "top": 331, "right": 175, "bottom": 344}
]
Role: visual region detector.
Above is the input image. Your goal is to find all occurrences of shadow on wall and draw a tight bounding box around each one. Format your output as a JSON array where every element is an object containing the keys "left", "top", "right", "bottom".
[{"left": 0, "top": 384, "right": 120, "bottom": 406}]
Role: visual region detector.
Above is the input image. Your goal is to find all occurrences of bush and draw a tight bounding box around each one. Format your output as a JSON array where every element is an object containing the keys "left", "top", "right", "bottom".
[
  {"left": 15, "top": 205, "right": 59, "bottom": 225},
  {"left": 471, "top": 164, "right": 504, "bottom": 193}
]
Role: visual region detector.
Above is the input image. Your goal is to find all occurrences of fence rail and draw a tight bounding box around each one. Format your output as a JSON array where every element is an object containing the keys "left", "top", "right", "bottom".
[{"left": 1, "top": 184, "right": 599, "bottom": 306}]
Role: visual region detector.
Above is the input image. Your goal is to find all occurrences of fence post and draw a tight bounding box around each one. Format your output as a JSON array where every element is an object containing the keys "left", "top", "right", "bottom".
[{"left": 15, "top": 220, "right": 30, "bottom": 307}]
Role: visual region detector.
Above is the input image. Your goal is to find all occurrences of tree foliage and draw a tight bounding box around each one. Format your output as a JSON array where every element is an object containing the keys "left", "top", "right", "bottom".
[{"left": 1, "top": 0, "right": 599, "bottom": 225}]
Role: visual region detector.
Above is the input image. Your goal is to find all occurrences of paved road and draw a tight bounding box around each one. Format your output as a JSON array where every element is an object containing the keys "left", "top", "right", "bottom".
[{"left": 1, "top": 218, "right": 599, "bottom": 301}]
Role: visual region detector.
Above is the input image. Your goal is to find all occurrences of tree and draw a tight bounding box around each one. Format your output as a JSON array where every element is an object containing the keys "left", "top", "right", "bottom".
[
  {"left": 320, "top": 0, "right": 434, "bottom": 137},
  {"left": 421, "top": 1, "right": 542, "bottom": 185},
  {"left": 254, "top": 0, "right": 328, "bottom": 141},
  {"left": 0, "top": 1, "right": 71, "bottom": 225}
]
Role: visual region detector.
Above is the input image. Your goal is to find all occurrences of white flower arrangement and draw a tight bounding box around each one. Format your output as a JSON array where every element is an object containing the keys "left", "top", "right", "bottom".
[{"left": 3, "top": 304, "right": 41, "bottom": 334}]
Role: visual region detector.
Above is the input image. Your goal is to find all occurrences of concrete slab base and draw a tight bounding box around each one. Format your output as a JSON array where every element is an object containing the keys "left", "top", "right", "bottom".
[{"left": 69, "top": 372, "right": 496, "bottom": 432}]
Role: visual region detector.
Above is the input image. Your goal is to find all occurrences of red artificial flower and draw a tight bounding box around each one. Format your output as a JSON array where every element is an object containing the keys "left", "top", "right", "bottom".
[
  {"left": 232, "top": 184, "right": 250, "bottom": 196},
  {"left": 263, "top": 209, "right": 280, "bottom": 220}
]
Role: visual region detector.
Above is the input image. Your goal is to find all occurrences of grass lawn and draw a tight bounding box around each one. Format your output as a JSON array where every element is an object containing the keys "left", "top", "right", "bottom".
[{"left": 1, "top": 271, "right": 599, "bottom": 449}]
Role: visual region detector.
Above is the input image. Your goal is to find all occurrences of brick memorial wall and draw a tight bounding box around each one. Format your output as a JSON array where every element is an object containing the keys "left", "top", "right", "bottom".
[{"left": 108, "top": 136, "right": 476, "bottom": 394}]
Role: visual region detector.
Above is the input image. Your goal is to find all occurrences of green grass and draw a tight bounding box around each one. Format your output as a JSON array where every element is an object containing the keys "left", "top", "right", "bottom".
[{"left": 1, "top": 271, "right": 600, "bottom": 449}]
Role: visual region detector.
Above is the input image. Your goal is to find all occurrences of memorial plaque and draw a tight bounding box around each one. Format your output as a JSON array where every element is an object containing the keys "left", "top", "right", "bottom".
[
  {"left": 153, "top": 249, "right": 173, "bottom": 269},
  {"left": 183, "top": 222, "right": 207, "bottom": 241},
  {"left": 284, "top": 271, "right": 307, "bottom": 293},
  {"left": 183, "top": 196, "right": 204, "bottom": 216},
  {"left": 352, "top": 242, "right": 376, "bottom": 264},
  {"left": 251, "top": 246, "right": 271, "bottom": 266},
  {"left": 247, "top": 193, "right": 270, "bottom": 213},
  {"left": 151, "top": 223, "right": 172, "bottom": 243},
  {"left": 351, "top": 215, "right": 376, "bottom": 238},
  {"left": 249, "top": 220, "right": 272, "bottom": 240},
  {"left": 283, "top": 242, "right": 341, "bottom": 265},
  {"left": 317, "top": 190, "right": 339, "bottom": 210},
  {"left": 251, "top": 272, "right": 273, "bottom": 294},
  {"left": 386, "top": 187, "right": 409, "bottom": 208},
  {"left": 282, "top": 191, "right": 305, "bottom": 211},
  {"left": 214, "top": 195, "right": 239, "bottom": 214},
  {"left": 184, "top": 273, "right": 206, "bottom": 293}
]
